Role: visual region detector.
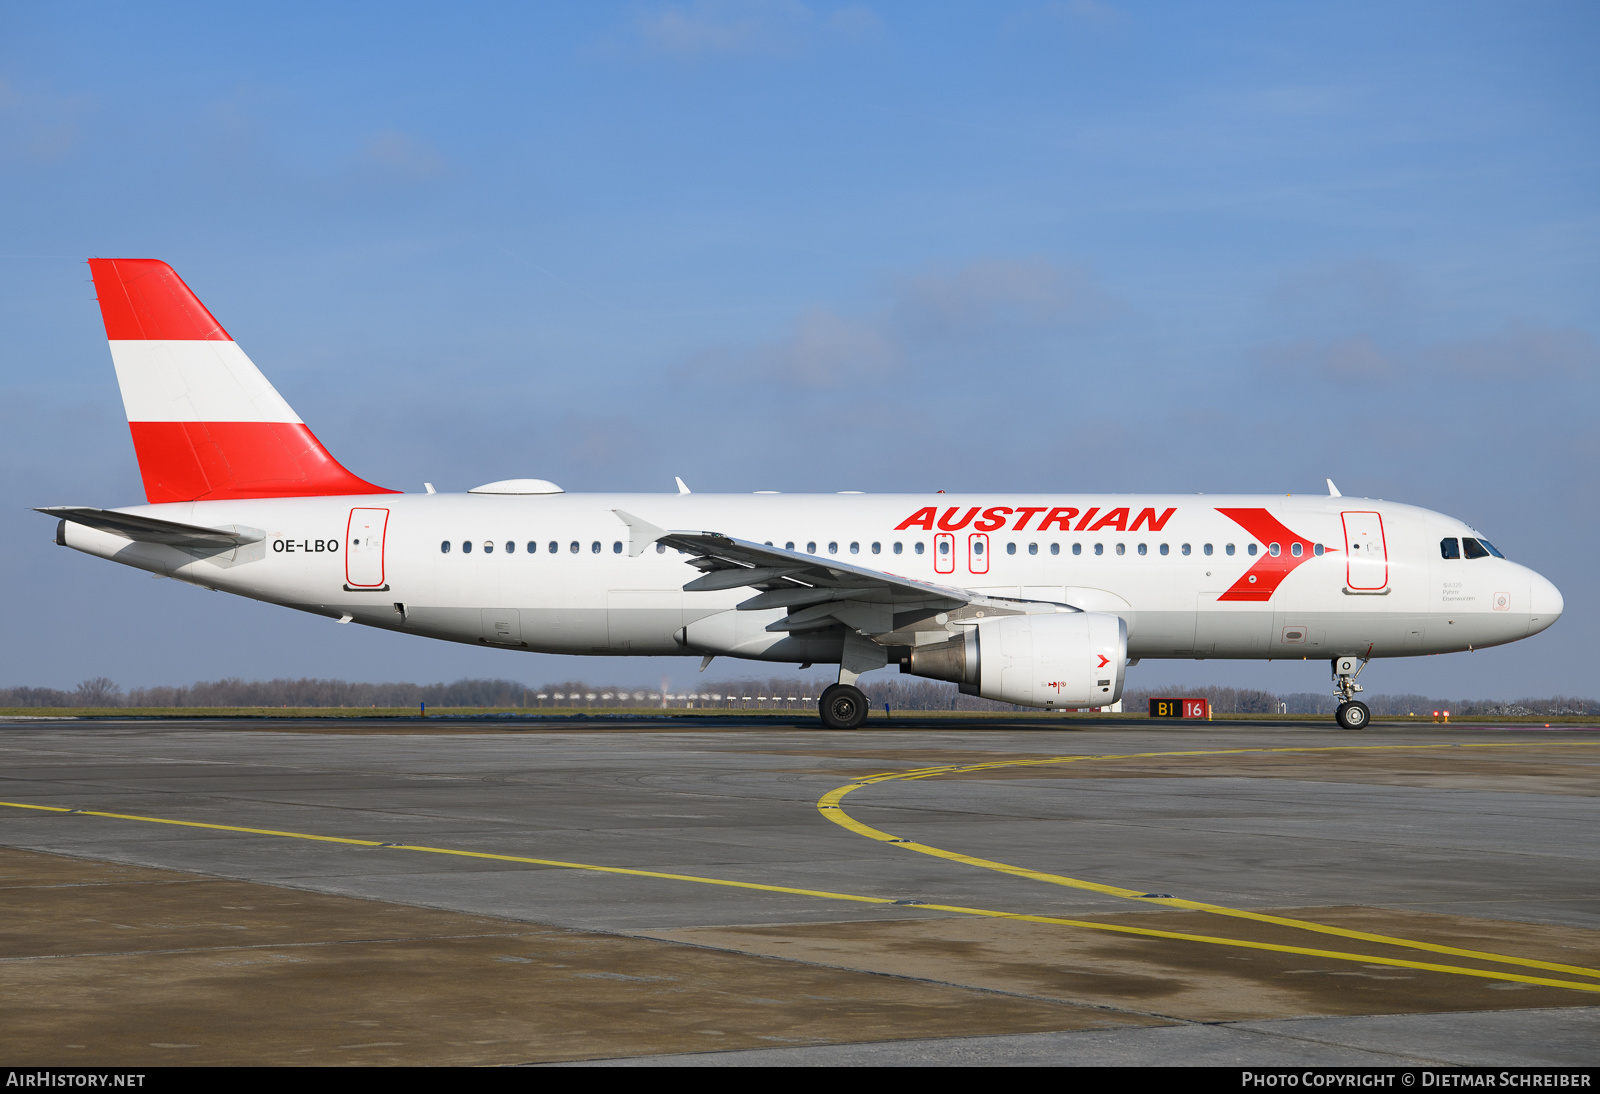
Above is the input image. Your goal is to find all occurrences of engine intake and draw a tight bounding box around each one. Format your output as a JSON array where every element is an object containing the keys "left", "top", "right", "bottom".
[{"left": 902, "top": 611, "right": 1127, "bottom": 708}]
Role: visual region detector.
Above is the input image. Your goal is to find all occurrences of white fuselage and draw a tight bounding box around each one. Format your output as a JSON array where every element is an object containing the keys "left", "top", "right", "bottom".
[{"left": 57, "top": 491, "right": 1562, "bottom": 666}]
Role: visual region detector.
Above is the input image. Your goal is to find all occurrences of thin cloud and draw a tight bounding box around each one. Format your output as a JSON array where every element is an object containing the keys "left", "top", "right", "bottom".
[
  {"left": 1254, "top": 336, "right": 1397, "bottom": 381},
  {"left": 682, "top": 306, "right": 897, "bottom": 391},
  {"left": 0, "top": 79, "right": 94, "bottom": 166},
  {"left": 677, "top": 257, "right": 1112, "bottom": 392},
  {"left": 634, "top": 0, "right": 814, "bottom": 57},
  {"left": 1270, "top": 257, "right": 1415, "bottom": 319},
  {"left": 893, "top": 258, "right": 1112, "bottom": 337},
  {"left": 1253, "top": 321, "right": 1599, "bottom": 387},
  {"left": 1002, "top": 0, "right": 1126, "bottom": 36},
  {"left": 358, "top": 130, "right": 448, "bottom": 182},
  {"left": 1429, "top": 321, "right": 1599, "bottom": 381},
  {"left": 826, "top": 5, "right": 883, "bottom": 40}
]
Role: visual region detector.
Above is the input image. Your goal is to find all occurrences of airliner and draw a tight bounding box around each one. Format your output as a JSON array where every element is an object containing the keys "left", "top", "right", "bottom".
[{"left": 39, "top": 260, "right": 1564, "bottom": 730}]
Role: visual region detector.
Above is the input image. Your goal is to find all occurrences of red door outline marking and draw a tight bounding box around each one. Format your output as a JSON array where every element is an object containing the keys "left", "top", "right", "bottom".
[
  {"left": 934, "top": 532, "right": 954, "bottom": 574},
  {"left": 345, "top": 507, "right": 390, "bottom": 588},
  {"left": 1341, "top": 511, "right": 1388, "bottom": 591},
  {"left": 968, "top": 532, "right": 989, "bottom": 574}
]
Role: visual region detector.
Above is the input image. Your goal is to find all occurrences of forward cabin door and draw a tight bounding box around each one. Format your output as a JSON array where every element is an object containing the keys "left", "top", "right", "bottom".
[
  {"left": 1341, "top": 511, "right": 1388, "bottom": 591},
  {"left": 345, "top": 508, "right": 389, "bottom": 589}
]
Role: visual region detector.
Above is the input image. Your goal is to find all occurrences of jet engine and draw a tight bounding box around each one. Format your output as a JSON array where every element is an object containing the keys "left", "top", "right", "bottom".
[{"left": 901, "top": 611, "right": 1127, "bottom": 708}]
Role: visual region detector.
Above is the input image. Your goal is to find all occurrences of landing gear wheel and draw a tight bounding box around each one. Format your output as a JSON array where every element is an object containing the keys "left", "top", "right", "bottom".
[
  {"left": 1335, "top": 701, "right": 1370, "bottom": 730},
  {"left": 819, "top": 684, "right": 870, "bottom": 730}
]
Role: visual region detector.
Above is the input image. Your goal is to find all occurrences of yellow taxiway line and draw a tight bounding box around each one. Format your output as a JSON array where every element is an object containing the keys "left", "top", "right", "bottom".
[
  {"left": 2, "top": 739, "right": 1597, "bottom": 993},
  {"left": 816, "top": 740, "right": 1600, "bottom": 984}
]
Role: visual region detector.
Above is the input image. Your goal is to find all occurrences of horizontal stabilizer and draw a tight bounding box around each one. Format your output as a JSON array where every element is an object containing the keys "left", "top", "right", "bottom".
[{"left": 37, "top": 506, "right": 263, "bottom": 548}]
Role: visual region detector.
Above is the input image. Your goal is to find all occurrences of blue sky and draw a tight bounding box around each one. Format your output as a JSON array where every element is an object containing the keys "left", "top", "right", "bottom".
[{"left": 3, "top": 2, "right": 1596, "bottom": 699}]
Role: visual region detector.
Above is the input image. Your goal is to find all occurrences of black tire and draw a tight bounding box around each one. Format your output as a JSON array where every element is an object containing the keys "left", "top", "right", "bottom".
[
  {"left": 819, "top": 683, "right": 870, "bottom": 730},
  {"left": 1335, "top": 701, "right": 1370, "bottom": 730}
]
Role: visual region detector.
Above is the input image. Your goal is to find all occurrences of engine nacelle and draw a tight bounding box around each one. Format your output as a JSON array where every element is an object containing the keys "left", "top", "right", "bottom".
[{"left": 902, "top": 611, "right": 1127, "bottom": 709}]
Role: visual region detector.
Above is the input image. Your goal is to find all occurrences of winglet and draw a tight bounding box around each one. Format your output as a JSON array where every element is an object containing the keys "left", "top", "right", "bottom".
[
  {"left": 612, "top": 509, "right": 668, "bottom": 557},
  {"left": 1326, "top": 478, "right": 1342, "bottom": 498},
  {"left": 675, "top": 476, "right": 692, "bottom": 495}
]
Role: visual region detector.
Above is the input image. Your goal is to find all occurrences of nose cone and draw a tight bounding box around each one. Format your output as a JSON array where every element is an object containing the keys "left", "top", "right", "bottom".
[{"left": 1528, "top": 572, "right": 1564, "bottom": 636}]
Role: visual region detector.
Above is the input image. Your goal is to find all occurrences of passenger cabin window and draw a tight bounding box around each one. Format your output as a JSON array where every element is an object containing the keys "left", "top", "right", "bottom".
[
  {"left": 1006, "top": 542, "right": 1016, "bottom": 555},
  {"left": 1462, "top": 537, "right": 1490, "bottom": 560},
  {"left": 612, "top": 541, "right": 623, "bottom": 554},
  {"left": 591, "top": 541, "right": 601, "bottom": 554},
  {"left": 1159, "top": 543, "right": 1169, "bottom": 556},
  {"left": 828, "top": 542, "right": 838, "bottom": 554},
  {"left": 914, "top": 542, "right": 924, "bottom": 554},
  {"left": 872, "top": 542, "right": 881, "bottom": 554},
  {"left": 1094, "top": 543, "right": 1103, "bottom": 556},
  {"left": 785, "top": 541, "right": 795, "bottom": 551},
  {"left": 938, "top": 540, "right": 950, "bottom": 555},
  {"left": 1247, "top": 543, "right": 1258, "bottom": 556},
  {"left": 462, "top": 541, "right": 472, "bottom": 554},
  {"left": 1137, "top": 543, "right": 1147, "bottom": 556},
  {"left": 1050, "top": 543, "right": 1060, "bottom": 555},
  {"left": 1314, "top": 543, "right": 1325, "bottom": 556},
  {"left": 1204, "top": 544, "right": 1214, "bottom": 556},
  {"left": 1115, "top": 543, "right": 1125, "bottom": 556},
  {"left": 893, "top": 542, "right": 902, "bottom": 554},
  {"left": 527, "top": 541, "right": 537, "bottom": 553},
  {"left": 850, "top": 541, "right": 859, "bottom": 554},
  {"left": 1268, "top": 543, "right": 1280, "bottom": 556},
  {"left": 550, "top": 541, "right": 559, "bottom": 554},
  {"left": 483, "top": 541, "right": 494, "bottom": 554},
  {"left": 506, "top": 541, "right": 515, "bottom": 554},
  {"left": 440, "top": 540, "right": 451, "bottom": 553},
  {"left": 1290, "top": 543, "right": 1302, "bottom": 557},
  {"left": 807, "top": 541, "right": 816, "bottom": 553},
  {"left": 1440, "top": 537, "right": 1461, "bottom": 559},
  {"left": 1181, "top": 544, "right": 1190, "bottom": 556},
  {"left": 569, "top": 541, "right": 579, "bottom": 554},
  {"left": 1073, "top": 543, "right": 1082, "bottom": 555},
  {"left": 974, "top": 540, "right": 985, "bottom": 556},
  {"left": 1028, "top": 543, "right": 1038, "bottom": 555},
  {"left": 656, "top": 543, "right": 666, "bottom": 554}
]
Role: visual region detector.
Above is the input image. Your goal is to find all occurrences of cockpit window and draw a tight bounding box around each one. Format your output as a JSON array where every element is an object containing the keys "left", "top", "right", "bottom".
[
  {"left": 1440, "top": 537, "right": 1460, "bottom": 559},
  {"left": 1462, "top": 537, "right": 1490, "bottom": 560},
  {"left": 1478, "top": 538, "right": 1505, "bottom": 558}
]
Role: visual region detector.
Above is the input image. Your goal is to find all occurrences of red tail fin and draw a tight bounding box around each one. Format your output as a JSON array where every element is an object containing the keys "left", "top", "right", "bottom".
[{"left": 88, "top": 259, "right": 397, "bottom": 503}]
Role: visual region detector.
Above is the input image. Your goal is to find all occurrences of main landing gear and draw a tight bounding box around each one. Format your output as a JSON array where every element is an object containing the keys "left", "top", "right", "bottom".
[
  {"left": 1332, "top": 655, "right": 1370, "bottom": 730},
  {"left": 819, "top": 683, "right": 870, "bottom": 730}
]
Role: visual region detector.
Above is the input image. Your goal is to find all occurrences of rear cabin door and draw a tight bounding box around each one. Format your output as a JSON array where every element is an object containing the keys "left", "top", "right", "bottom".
[
  {"left": 1341, "top": 511, "right": 1388, "bottom": 591},
  {"left": 345, "top": 508, "right": 389, "bottom": 588}
]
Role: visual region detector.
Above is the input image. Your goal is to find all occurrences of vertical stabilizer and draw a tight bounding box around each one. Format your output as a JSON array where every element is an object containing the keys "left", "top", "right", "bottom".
[{"left": 87, "top": 258, "right": 396, "bottom": 503}]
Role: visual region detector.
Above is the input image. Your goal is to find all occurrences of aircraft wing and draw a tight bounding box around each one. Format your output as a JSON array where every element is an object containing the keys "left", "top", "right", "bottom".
[
  {"left": 38, "top": 507, "right": 264, "bottom": 549},
  {"left": 614, "top": 509, "right": 1060, "bottom": 637}
]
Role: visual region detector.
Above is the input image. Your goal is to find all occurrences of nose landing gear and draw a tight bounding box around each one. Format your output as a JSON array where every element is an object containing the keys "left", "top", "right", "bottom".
[{"left": 1332, "top": 655, "right": 1370, "bottom": 730}]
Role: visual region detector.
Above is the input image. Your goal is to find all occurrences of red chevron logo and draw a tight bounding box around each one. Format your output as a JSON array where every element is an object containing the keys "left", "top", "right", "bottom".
[{"left": 1215, "top": 508, "right": 1327, "bottom": 602}]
